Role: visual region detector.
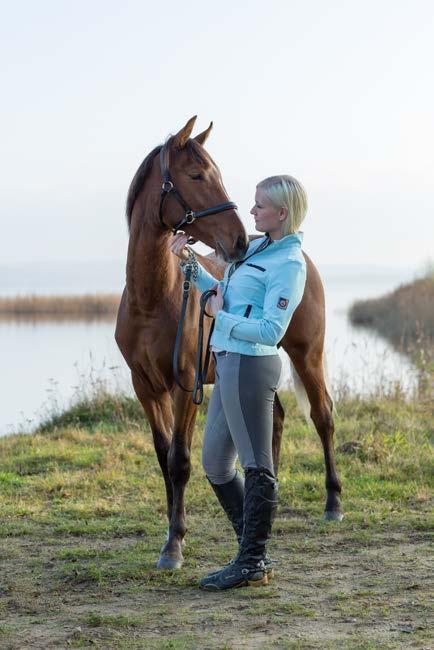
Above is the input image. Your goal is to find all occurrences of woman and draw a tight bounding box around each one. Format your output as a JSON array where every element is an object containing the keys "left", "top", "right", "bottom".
[{"left": 169, "top": 175, "right": 307, "bottom": 590}]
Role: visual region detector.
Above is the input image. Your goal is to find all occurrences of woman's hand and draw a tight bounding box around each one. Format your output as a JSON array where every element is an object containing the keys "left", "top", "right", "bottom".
[
  {"left": 169, "top": 232, "right": 190, "bottom": 261},
  {"left": 209, "top": 283, "right": 224, "bottom": 317}
]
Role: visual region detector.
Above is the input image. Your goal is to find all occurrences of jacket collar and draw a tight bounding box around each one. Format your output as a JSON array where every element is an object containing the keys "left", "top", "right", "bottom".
[{"left": 265, "top": 230, "right": 304, "bottom": 247}]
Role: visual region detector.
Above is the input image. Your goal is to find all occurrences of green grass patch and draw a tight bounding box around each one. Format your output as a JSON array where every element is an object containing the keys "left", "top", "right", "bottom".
[{"left": 0, "top": 387, "right": 432, "bottom": 649}]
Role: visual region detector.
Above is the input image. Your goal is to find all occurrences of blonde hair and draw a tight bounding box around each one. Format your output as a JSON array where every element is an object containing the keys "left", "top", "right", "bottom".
[{"left": 256, "top": 175, "right": 308, "bottom": 236}]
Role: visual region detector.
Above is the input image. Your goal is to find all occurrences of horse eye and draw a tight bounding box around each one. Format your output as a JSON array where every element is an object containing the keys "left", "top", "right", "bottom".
[{"left": 191, "top": 173, "right": 203, "bottom": 181}]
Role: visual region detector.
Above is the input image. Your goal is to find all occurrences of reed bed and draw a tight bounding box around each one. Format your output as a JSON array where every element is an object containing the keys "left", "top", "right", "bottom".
[
  {"left": 349, "top": 273, "right": 434, "bottom": 352},
  {"left": 0, "top": 293, "right": 121, "bottom": 320}
]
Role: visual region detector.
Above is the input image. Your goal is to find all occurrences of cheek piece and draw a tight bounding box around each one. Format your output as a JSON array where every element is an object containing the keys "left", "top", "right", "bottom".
[{"left": 158, "top": 141, "right": 238, "bottom": 244}]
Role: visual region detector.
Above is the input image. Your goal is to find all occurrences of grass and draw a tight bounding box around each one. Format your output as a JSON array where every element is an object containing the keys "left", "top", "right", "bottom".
[
  {"left": 0, "top": 380, "right": 432, "bottom": 648},
  {"left": 0, "top": 293, "right": 120, "bottom": 320}
]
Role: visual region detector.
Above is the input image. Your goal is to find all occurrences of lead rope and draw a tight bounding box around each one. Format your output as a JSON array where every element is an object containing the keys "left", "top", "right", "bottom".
[
  {"left": 173, "top": 234, "right": 272, "bottom": 404},
  {"left": 172, "top": 260, "right": 216, "bottom": 404}
]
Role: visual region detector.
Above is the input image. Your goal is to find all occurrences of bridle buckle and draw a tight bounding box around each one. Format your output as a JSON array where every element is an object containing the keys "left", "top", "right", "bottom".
[
  {"left": 162, "top": 180, "right": 174, "bottom": 192},
  {"left": 158, "top": 139, "right": 237, "bottom": 235}
]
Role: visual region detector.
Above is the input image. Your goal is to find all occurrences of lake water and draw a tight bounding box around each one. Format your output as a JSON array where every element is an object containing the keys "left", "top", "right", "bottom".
[{"left": 0, "top": 260, "right": 420, "bottom": 437}]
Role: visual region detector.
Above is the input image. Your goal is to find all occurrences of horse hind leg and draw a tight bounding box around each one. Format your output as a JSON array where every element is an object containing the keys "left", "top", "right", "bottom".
[
  {"left": 272, "top": 391, "right": 285, "bottom": 476},
  {"left": 290, "top": 353, "right": 343, "bottom": 521}
]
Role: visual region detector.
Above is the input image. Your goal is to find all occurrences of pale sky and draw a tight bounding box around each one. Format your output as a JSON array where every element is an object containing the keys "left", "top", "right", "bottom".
[{"left": 1, "top": 0, "right": 433, "bottom": 269}]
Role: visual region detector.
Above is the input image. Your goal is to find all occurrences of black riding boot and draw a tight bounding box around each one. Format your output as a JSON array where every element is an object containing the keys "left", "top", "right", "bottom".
[
  {"left": 200, "top": 467, "right": 278, "bottom": 590},
  {"left": 206, "top": 469, "right": 244, "bottom": 543},
  {"left": 205, "top": 470, "right": 275, "bottom": 580}
]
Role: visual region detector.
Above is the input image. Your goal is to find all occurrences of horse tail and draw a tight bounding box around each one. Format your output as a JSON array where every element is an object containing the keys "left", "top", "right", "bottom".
[
  {"left": 322, "top": 351, "right": 338, "bottom": 418},
  {"left": 290, "top": 351, "right": 338, "bottom": 425}
]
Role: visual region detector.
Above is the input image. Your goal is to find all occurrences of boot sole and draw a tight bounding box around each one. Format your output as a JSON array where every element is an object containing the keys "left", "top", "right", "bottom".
[
  {"left": 205, "top": 568, "right": 275, "bottom": 581},
  {"left": 200, "top": 573, "right": 269, "bottom": 591}
]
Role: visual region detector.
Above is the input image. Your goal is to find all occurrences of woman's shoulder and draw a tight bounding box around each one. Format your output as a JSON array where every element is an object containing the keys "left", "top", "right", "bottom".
[
  {"left": 269, "top": 246, "right": 305, "bottom": 274},
  {"left": 247, "top": 235, "right": 268, "bottom": 251}
]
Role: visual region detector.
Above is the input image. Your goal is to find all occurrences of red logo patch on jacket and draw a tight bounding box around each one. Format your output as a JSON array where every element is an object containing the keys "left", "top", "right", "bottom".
[{"left": 277, "top": 297, "right": 289, "bottom": 310}]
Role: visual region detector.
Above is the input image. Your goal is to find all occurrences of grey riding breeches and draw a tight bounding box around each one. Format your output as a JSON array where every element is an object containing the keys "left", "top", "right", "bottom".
[{"left": 202, "top": 351, "right": 282, "bottom": 484}]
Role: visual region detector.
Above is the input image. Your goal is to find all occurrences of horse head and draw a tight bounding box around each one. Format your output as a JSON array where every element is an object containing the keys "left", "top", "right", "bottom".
[{"left": 159, "top": 115, "right": 249, "bottom": 262}]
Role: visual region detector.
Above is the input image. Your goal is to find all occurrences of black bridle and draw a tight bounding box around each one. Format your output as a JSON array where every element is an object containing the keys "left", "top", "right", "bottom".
[
  {"left": 159, "top": 138, "right": 239, "bottom": 403},
  {"left": 158, "top": 140, "right": 238, "bottom": 244}
]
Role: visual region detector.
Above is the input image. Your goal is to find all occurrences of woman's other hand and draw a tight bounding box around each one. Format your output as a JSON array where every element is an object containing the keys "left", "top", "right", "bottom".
[
  {"left": 209, "top": 283, "right": 224, "bottom": 317},
  {"left": 169, "top": 233, "right": 190, "bottom": 261}
]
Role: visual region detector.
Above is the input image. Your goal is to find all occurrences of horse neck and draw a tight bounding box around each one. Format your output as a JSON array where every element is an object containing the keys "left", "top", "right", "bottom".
[{"left": 125, "top": 210, "right": 176, "bottom": 312}]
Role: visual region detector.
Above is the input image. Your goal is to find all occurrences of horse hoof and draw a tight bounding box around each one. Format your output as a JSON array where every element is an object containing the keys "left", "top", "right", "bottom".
[
  {"left": 157, "top": 554, "right": 183, "bottom": 570},
  {"left": 324, "top": 510, "right": 344, "bottom": 522}
]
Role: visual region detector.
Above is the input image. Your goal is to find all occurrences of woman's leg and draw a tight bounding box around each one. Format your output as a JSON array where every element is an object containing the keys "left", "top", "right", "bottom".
[
  {"left": 200, "top": 352, "right": 282, "bottom": 591},
  {"left": 202, "top": 355, "right": 238, "bottom": 484},
  {"left": 202, "top": 354, "right": 245, "bottom": 544},
  {"left": 217, "top": 353, "right": 282, "bottom": 476}
]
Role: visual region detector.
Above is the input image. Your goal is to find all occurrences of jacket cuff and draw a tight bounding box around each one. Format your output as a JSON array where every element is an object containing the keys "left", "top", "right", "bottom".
[{"left": 214, "top": 310, "right": 245, "bottom": 339}]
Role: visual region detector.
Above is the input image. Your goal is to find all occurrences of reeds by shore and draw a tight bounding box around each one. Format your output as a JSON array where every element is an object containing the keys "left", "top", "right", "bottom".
[
  {"left": 349, "top": 270, "right": 434, "bottom": 355},
  {"left": 0, "top": 293, "right": 121, "bottom": 320}
]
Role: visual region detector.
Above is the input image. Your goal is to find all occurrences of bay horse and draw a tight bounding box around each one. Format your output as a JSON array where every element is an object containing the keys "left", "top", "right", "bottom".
[{"left": 115, "top": 115, "right": 342, "bottom": 570}]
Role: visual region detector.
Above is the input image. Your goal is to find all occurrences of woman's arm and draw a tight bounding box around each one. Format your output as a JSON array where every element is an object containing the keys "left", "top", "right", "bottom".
[
  {"left": 213, "top": 258, "right": 306, "bottom": 346},
  {"left": 179, "top": 254, "right": 224, "bottom": 293},
  {"left": 170, "top": 233, "right": 223, "bottom": 293}
]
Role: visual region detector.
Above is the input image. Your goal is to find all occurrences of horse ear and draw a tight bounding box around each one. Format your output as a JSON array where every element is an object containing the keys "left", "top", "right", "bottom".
[
  {"left": 172, "top": 115, "right": 197, "bottom": 149},
  {"left": 194, "top": 121, "right": 213, "bottom": 146}
]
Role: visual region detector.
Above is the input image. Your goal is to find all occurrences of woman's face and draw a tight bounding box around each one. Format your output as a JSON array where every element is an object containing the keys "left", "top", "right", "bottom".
[{"left": 250, "top": 187, "right": 284, "bottom": 234}]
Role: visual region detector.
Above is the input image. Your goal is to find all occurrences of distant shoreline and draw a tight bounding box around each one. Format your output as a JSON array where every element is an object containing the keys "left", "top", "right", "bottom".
[
  {"left": 349, "top": 272, "right": 434, "bottom": 359},
  {"left": 0, "top": 294, "right": 120, "bottom": 320}
]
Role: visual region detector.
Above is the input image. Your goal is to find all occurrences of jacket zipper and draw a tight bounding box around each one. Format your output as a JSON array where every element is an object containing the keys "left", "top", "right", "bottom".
[
  {"left": 243, "top": 304, "right": 252, "bottom": 318},
  {"left": 222, "top": 236, "right": 272, "bottom": 299}
]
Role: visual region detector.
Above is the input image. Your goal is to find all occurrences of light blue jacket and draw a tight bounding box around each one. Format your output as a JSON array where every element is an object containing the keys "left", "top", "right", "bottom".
[{"left": 180, "top": 231, "right": 307, "bottom": 356}]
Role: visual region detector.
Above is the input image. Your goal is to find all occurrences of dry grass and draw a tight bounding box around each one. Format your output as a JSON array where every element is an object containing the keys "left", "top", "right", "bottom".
[
  {"left": 0, "top": 383, "right": 432, "bottom": 649},
  {"left": 0, "top": 293, "right": 121, "bottom": 320},
  {"left": 349, "top": 274, "right": 434, "bottom": 352}
]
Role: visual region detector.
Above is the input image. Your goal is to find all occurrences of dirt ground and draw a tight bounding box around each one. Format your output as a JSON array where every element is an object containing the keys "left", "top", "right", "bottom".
[
  {"left": 1, "top": 516, "right": 432, "bottom": 649},
  {"left": 1, "top": 391, "right": 432, "bottom": 648}
]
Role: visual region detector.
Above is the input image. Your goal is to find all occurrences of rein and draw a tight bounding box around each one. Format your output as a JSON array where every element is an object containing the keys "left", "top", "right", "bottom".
[
  {"left": 172, "top": 264, "right": 216, "bottom": 405},
  {"left": 159, "top": 138, "right": 270, "bottom": 404},
  {"left": 158, "top": 137, "right": 238, "bottom": 403},
  {"left": 172, "top": 235, "right": 273, "bottom": 405}
]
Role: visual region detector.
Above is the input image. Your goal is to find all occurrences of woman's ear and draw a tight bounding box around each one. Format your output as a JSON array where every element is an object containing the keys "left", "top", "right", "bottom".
[{"left": 279, "top": 206, "right": 288, "bottom": 222}]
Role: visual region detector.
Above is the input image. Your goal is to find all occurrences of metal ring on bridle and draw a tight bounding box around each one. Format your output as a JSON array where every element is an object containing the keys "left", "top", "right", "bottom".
[
  {"left": 158, "top": 138, "right": 238, "bottom": 234},
  {"left": 162, "top": 180, "right": 174, "bottom": 192}
]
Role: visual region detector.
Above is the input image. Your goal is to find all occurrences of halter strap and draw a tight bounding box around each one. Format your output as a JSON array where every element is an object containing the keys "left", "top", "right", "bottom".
[{"left": 158, "top": 140, "right": 238, "bottom": 238}]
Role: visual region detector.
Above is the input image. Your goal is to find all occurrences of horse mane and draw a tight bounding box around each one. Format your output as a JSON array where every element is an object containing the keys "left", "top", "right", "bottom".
[
  {"left": 125, "top": 137, "right": 210, "bottom": 232},
  {"left": 125, "top": 144, "right": 162, "bottom": 231}
]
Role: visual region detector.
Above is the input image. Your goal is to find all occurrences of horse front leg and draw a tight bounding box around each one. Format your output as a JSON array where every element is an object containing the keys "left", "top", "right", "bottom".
[
  {"left": 157, "top": 386, "right": 198, "bottom": 569},
  {"left": 130, "top": 372, "right": 175, "bottom": 532}
]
